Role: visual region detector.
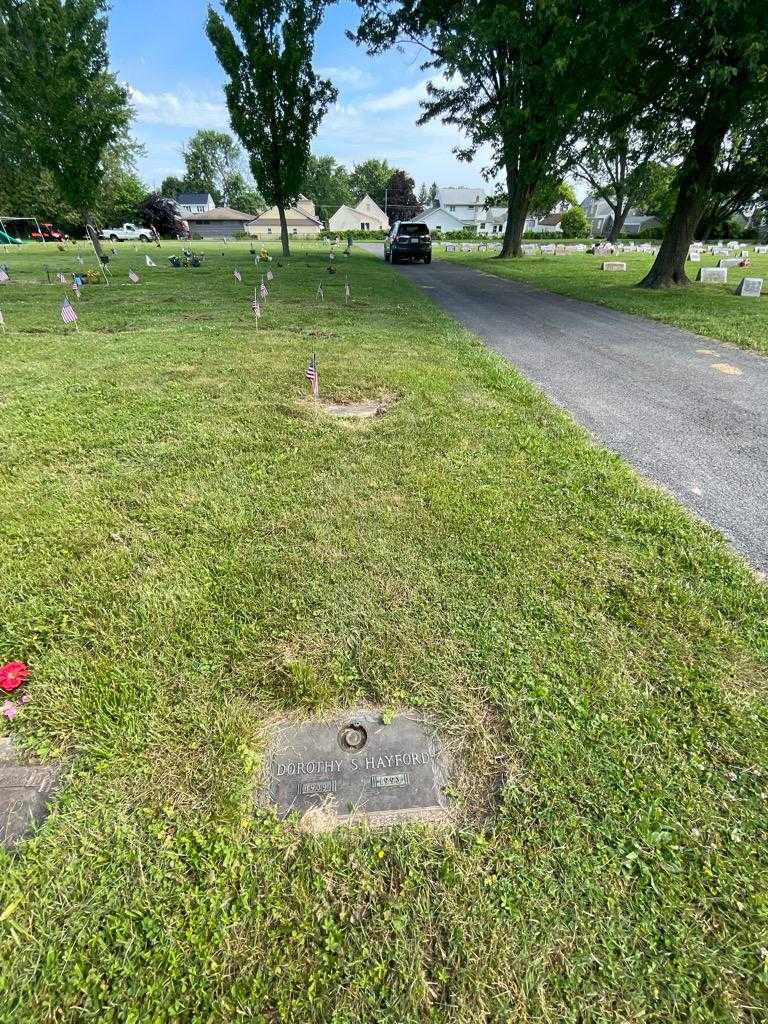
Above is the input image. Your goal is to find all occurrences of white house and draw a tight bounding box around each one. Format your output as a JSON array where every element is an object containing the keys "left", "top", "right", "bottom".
[
  {"left": 420, "top": 206, "right": 468, "bottom": 234},
  {"left": 329, "top": 194, "right": 389, "bottom": 232},
  {"left": 433, "top": 187, "right": 487, "bottom": 225},
  {"left": 246, "top": 194, "right": 323, "bottom": 239},
  {"left": 175, "top": 192, "right": 216, "bottom": 216},
  {"left": 581, "top": 196, "right": 660, "bottom": 237}
]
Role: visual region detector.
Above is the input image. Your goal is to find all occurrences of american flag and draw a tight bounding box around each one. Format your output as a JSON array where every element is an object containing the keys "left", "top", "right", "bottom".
[
  {"left": 0, "top": 268, "right": 8, "bottom": 284},
  {"left": 76, "top": 255, "right": 84, "bottom": 265},
  {"left": 260, "top": 278, "right": 268, "bottom": 300},
  {"left": 266, "top": 269, "right": 274, "bottom": 282},
  {"left": 233, "top": 269, "right": 242, "bottom": 282},
  {"left": 60, "top": 297, "right": 78, "bottom": 324},
  {"left": 306, "top": 353, "right": 319, "bottom": 398},
  {"left": 145, "top": 255, "right": 156, "bottom": 267},
  {"left": 128, "top": 269, "right": 139, "bottom": 283},
  {"left": 251, "top": 291, "right": 261, "bottom": 319},
  {"left": 316, "top": 283, "right": 324, "bottom": 302}
]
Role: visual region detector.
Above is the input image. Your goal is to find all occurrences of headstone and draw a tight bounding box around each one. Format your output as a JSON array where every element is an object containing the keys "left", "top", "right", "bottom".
[
  {"left": 0, "top": 738, "right": 58, "bottom": 849},
  {"left": 257, "top": 710, "right": 450, "bottom": 829},
  {"left": 718, "top": 258, "right": 740, "bottom": 268},
  {"left": 461, "top": 244, "right": 473, "bottom": 252},
  {"left": 697, "top": 267, "right": 727, "bottom": 284},
  {"left": 601, "top": 261, "right": 626, "bottom": 271},
  {"left": 688, "top": 249, "right": 701, "bottom": 262},
  {"left": 755, "top": 245, "right": 768, "bottom": 255},
  {"left": 444, "top": 243, "right": 456, "bottom": 252},
  {"left": 735, "top": 276, "right": 763, "bottom": 298}
]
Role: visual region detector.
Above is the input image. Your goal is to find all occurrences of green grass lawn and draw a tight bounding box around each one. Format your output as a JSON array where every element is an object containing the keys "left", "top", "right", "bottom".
[
  {"left": 436, "top": 242, "right": 768, "bottom": 355},
  {"left": 0, "top": 239, "right": 767, "bottom": 1023}
]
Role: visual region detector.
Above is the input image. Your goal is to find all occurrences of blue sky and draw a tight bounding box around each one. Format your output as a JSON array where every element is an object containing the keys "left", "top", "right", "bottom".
[{"left": 107, "top": 0, "right": 496, "bottom": 194}]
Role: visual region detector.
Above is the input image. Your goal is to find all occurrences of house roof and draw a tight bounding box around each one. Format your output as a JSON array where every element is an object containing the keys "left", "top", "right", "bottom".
[
  {"left": 355, "top": 194, "right": 388, "bottom": 219},
  {"left": 421, "top": 206, "right": 466, "bottom": 227},
  {"left": 176, "top": 192, "right": 213, "bottom": 205},
  {"left": 437, "top": 187, "right": 487, "bottom": 207},
  {"left": 539, "top": 213, "right": 563, "bottom": 226},
  {"left": 186, "top": 206, "right": 255, "bottom": 222},
  {"left": 250, "top": 206, "right": 323, "bottom": 227},
  {"left": 623, "top": 214, "right": 660, "bottom": 226}
]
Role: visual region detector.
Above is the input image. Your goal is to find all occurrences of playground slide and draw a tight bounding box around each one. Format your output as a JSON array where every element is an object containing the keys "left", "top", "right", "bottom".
[{"left": 0, "top": 230, "right": 21, "bottom": 244}]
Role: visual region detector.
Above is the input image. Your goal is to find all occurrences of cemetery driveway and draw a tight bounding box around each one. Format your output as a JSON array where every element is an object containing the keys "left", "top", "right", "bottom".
[{"left": 366, "top": 245, "right": 768, "bottom": 573}]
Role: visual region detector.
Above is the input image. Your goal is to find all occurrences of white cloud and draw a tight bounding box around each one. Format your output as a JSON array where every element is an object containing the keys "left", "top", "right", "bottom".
[
  {"left": 127, "top": 85, "right": 229, "bottom": 130},
  {"left": 318, "top": 66, "right": 376, "bottom": 89},
  {"left": 360, "top": 78, "right": 433, "bottom": 113}
]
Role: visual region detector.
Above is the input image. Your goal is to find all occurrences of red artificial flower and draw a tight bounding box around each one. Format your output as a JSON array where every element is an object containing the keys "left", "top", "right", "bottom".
[{"left": 0, "top": 662, "right": 29, "bottom": 693}]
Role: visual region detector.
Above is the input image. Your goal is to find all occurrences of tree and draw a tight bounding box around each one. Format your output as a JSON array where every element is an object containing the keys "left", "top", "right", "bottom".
[
  {"left": 138, "top": 193, "right": 183, "bottom": 237},
  {"left": 182, "top": 129, "right": 242, "bottom": 204},
  {"left": 417, "top": 182, "right": 428, "bottom": 207},
  {"left": 575, "top": 125, "right": 672, "bottom": 241},
  {"left": 353, "top": 0, "right": 631, "bottom": 257},
  {"left": 161, "top": 175, "right": 188, "bottom": 198},
  {"left": 348, "top": 158, "right": 392, "bottom": 205},
  {"left": 560, "top": 205, "right": 590, "bottom": 238},
  {"left": 301, "top": 153, "right": 353, "bottom": 221},
  {"left": 695, "top": 102, "right": 768, "bottom": 240},
  {"left": 224, "top": 172, "right": 265, "bottom": 214},
  {"left": 385, "top": 169, "right": 419, "bottom": 223},
  {"left": 95, "top": 158, "right": 146, "bottom": 227},
  {"left": 427, "top": 182, "right": 438, "bottom": 206},
  {"left": 0, "top": 0, "right": 131, "bottom": 255},
  {"left": 637, "top": 0, "right": 768, "bottom": 288},
  {"left": 634, "top": 161, "right": 678, "bottom": 223},
  {"left": 207, "top": 0, "right": 337, "bottom": 256}
]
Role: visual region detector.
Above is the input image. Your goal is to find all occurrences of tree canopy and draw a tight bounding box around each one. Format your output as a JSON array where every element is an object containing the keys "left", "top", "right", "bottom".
[{"left": 207, "top": 0, "right": 337, "bottom": 255}]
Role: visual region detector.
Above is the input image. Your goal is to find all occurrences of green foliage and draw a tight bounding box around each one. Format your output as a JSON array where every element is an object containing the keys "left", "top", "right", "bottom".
[
  {"left": 349, "top": 158, "right": 392, "bottom": 206},
  {"left": 301, "top": 154, "right": 354, "bottom": 222},
  {"left": 560, "top": 206, "right": 590, "bottom": 237},
  {"left": 206, "top": 0, "right": 337, "bottom": 253},
  {"left": 385, "top": 169, "right": 419, "bottom": 223},
  {"left": 0, "top": 0, "right": 131, "bottom": 220},
  {"left": 224, "top": 172, "right": 265, "bottom": 214},
  {"left": 138, "top": 193, "right": 183, "bottom": 237},
  {"left": 182, "top": 129, "right": 242, "bottom": 205},
  {"left": 161, "top": 175, "right": 187, "bottom": 198}
]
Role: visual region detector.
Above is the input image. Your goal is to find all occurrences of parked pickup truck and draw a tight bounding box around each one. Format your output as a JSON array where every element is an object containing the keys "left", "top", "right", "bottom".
[{"left": 98, "top": 222, "right": 155, "bottom": 242}]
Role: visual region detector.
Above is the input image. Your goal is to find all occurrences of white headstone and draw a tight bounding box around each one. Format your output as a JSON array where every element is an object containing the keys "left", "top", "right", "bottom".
[
  {"left": 697, "top": 267, "right": 727, "bottom": 284},
  {"left": 735, "top": 276, "right": 763, "bottom": 298},
  {"left": 718, "top": 258, "right": 740, "bottom": 268},
  {"left": 688, "top": 249, "right": 701, "bottom": 262},
  {"left": 601, "top": 261, "right": 627, "bottom": 272}
]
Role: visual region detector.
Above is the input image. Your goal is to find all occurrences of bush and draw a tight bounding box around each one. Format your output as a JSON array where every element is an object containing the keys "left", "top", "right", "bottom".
[
  {"left": 559, "top": 206, "right": 590, "bottom": 238},
  {"left": 319, "top": 228, "right": 389, "bottom": 241}
]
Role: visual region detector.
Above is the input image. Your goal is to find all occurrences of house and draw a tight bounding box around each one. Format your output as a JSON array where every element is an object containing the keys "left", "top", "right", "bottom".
[
  {"left": 186, "top": 206, "right": 257, "bottom": 238},
  {"left": 621, "top": 214, "right": 661, "bottom": 236},
  {"left": 433, "top": 187, "right": 487, "bottom": 226},
  {"left": 246, "top": 194, "right": 323, "bottom": 239},
  {"left": 537, "top": 213, "right": 563, "bottom": 234},
  {"left": 175, "top": 192, "right": 216, "bottom": 216},
  {"left": 329, "top": 194, "right": 389, "bottom": 232},
  {"left": 420, "top": 206, "right": 468, "bottom": 234},
  {"left": 580, "top": 196, "right": 661, "bottom": 237}
]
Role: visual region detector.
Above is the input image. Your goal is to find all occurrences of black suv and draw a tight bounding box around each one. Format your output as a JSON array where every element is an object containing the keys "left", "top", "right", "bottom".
[{"left": 384, "top": 221, "right": 432, "bottom": 264}]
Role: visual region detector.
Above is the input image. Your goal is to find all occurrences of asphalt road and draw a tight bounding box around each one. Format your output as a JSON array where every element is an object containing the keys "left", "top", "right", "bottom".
[{"left": 364, "top": 244, "right": 768, "bottom": 573}]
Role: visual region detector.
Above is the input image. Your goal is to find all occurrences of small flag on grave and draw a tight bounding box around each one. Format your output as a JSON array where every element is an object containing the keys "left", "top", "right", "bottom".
[
  {"left": 234, "top": 269, "right": 242, "bottom": 282},
  {"left": 0, "top": 268, "right": 8, "bottom": 284},
  {"left": 76, "top": 255, "right": 84, "bottom": 265},
  {"left": 306, "top": 353, "right": 319, "bottom": 398},
  {"left": 72, "top": 280, "right": 81, "bottom": 299},
  {"left": 60, "top": 296, "right": 78, "bottom": 327},
  {"left": 316, "top": 283, "right": 324, "bottom": 302},
  {"left": 145, "top": 255, "right": 156, "bottom": 267},
  {"left": 128, "top": 269, "right": 140, "bottom": 283},
  {"left": 260, "top": 277, "right": 268, "bottom": 300},
  {"left": 345, "top": 278, "right": 351, "bottom": 303},
  {"left": 251, "top": 291, "right": 261, "bottom": 321},
  {"left": 267, "top": 269, "right": 274, "bottom": 282}
]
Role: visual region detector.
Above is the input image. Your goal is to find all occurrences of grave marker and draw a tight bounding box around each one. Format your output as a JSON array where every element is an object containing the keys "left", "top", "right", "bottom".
[
  {"left": 697, "top": 267, "right": 728, "bottom": 284},
  {"left": 735, "top": 276, "right": 763, "bottom": 298},
  {"left": 601, "top": 261, "right": 627, "bottom": 272},
  {"left": 688, "top": 249, "right": 701, "bottom": 262},
  {"left": 718, "top": 258, "right": 740, "bottom": 268},
  {"left": 0, "top": 738, "right": 58, "bottom": 849},
  {"left": 257, "top": 710, "right": 450, "bottom": 829}
]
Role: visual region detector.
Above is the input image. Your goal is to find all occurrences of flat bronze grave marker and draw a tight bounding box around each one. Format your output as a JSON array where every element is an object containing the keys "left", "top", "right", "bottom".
[
  {"left": 0, "top": 738, "right": 58, "bottom": 849},
  {"left": 258, "top": 711, "right": 450, "bottom": 829}
]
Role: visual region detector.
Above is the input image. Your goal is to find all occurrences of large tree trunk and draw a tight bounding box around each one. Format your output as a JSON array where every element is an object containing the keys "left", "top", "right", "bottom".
[
  {"left": 638, "top": 100, "right": 734, "bottom": 289},
  {"left": 277, "top": 202, "right": 290, "bottom": 257},
  {"left": 607, "top": 196, "right": 630, "bottom": 243},
  {"left": 498, "top": 178, "right": 533, "bottom": 258}
]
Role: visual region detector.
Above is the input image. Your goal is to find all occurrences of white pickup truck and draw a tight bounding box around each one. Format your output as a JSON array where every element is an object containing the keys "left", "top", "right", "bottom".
[{"left": 99, "top": 222, "right": 155, "bottom": 242}]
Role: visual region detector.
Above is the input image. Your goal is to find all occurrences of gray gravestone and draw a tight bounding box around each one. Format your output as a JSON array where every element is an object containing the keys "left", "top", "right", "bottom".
[
  {"left": 697, "top": 267, "right": 727, "bottom": 284},
  {"left": 688, "top": 249, "right": 701, "bottom": 262},
  {"left": 0, "top": 739, "right": 58, "bottom": 849},
  {"left": 718, "top": 258, "right": 741, "bottom": 268},
  {"left": 601, "top": 261, "right": 626, "bottom": 271},
  {"left": 257, "top": 710, "right": 450, "bottom": 828},
  {"left": 735, "top": 276, "right": 763, "bottom": 298}
]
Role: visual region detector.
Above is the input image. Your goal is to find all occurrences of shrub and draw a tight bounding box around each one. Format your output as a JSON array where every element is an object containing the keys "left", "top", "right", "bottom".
[{"left": 559, "top": 206, "right": 590, "bottom": 238}]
